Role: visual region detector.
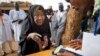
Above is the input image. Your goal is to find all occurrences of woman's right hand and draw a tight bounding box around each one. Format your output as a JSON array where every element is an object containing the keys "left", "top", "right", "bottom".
[
  {"left": 27, "top": 33, "right": 42, "bottom": 41},
  {"left": 27, "top": 33, "right": 43, "bottom": 50}
]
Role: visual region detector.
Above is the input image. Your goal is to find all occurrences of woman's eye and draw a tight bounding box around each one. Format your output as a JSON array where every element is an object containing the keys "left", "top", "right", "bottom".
[
  {"left": 34, "top": 15, "right": 38, "bottom": 17},
  {"left": 34, "top": 15, "right": 44, "bottom": 17}
]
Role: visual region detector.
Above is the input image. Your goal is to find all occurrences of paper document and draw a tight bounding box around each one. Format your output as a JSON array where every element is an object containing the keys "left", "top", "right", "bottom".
[{"left": 82, "top": 32, "right": 100, "bottom": 56}]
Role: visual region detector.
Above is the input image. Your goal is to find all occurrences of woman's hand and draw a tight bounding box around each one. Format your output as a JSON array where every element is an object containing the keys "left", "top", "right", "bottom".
[
  {"left": 57, "top": 52, "right": 75, "bottom": 56},
  {"left": 68, "top": 39, "right": 82, "bottom": 50},
  {"left": 27, "top": 33, "right": 43, "bottom": 50},
  {"left": 42, "top": 36, "right": 48, "bottom": 49},
  {"left": 27, "top": 33, "right": 42, "bottom": 40}
]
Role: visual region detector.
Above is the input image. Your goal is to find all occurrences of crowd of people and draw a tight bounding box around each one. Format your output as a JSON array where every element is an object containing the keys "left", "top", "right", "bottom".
[{"left": 0, "top": 1, "right": 100, "bottom": 56}]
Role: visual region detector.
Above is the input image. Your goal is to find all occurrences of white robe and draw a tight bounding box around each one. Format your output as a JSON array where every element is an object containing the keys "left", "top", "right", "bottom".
[
  {"left": 51, "top": 11, "right": 67, "bottom": 46},
  {"left": 0, "top": 13, "right": 12, "bottom": 46},
  {"left": 9, "top": 9, "right": 26, "bottom": 41}
]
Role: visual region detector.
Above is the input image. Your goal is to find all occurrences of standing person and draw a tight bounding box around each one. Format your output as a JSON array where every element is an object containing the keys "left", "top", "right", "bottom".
[
  {"left": 46, "top": 6, "right": 54, "bottom": 22},
  {"left": 46, "top": 6, "right": 54, "bottom": 42},
  {"left": 9, "top": 2, "right": 26, "bottom": 42},
  {"left": 0, "top": 9, "right": 12, "bottom": 54},
  {"left": 83, "top": 6, "right": 94, "bottom": 32},
  {"left": 96, "top": 9, "right": 100, "bottom": 34},
  {"left": 97, "top": 27, "right": 100, "bottom": 34},
  {"left": 94, "top": 9, "right": 100, "bottom": 34},
  {"left": 19, "top": 5, "right": 51, "bottom": 55},
  {"left": 51, "top": 3, "right": 67, "bottom": 47}
]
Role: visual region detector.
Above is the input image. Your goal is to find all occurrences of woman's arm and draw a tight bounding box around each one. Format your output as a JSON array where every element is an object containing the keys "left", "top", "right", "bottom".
[{"left": 19, "top": 18, "right": 31, "bottom": 46}]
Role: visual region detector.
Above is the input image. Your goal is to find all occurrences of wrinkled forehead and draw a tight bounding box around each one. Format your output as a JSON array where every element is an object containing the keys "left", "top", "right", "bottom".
[
  {"left": 34, "top": 10, "right": 44, "bottom": 15},
  {"left": 34, "top": 7, "right": 44, "bottom": 15}
]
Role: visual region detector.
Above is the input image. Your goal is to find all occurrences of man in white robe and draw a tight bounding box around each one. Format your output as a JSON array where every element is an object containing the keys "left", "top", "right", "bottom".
[
  {"left": 0, "top": 9, "right": 12, "bottom": 47},
  {"left": 51, "top": 3, "right": 67, "bottom": 47},
  {"left": 9, "top": 2, "right": 26, "bottom": 41}
]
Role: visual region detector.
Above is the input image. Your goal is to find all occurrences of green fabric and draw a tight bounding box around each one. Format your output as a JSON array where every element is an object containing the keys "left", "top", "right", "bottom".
[
  {"left": 95, "top": 0, "right": 100, "bottom": 9},
  {"left": 97, "top": 0, "right": 100, "bottom": 4},
  {"left": 96, "top": 0, "right": 100, "bottom": 4}
]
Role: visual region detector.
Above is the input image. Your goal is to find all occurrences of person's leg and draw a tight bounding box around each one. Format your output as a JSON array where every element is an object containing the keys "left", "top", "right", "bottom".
[
  {"left": 97, "top": 28, "right": 100, "bottom": 34},
  {"left": 55, "top": 31, "right": 63, "bottom": 47}
]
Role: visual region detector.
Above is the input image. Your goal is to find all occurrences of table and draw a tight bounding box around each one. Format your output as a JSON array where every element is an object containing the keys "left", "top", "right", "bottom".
[
  {"left": 27, "top": 45, "right": 70, "bottom": 56},
  {"left": 27, "top": 49, "right": 53, "bottom": 56}
]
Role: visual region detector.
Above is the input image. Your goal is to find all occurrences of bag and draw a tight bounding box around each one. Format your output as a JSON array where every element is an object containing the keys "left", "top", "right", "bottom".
[{"left": 82, "top": 32, "right": 100, "bottom": 56}]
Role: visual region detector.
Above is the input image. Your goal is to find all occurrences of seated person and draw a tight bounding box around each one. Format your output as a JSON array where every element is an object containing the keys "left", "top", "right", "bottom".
[{"left": 19, "top": 5, "right": 51, "bottom": 55}]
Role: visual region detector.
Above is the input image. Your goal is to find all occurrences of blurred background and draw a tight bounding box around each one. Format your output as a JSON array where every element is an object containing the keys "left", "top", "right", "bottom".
[{"left": 0, "top": 0, "right": 70, "bottom": 10}]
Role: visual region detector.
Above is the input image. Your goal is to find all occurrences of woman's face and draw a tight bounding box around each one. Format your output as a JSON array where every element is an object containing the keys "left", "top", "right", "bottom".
[{"left": 33, "top": 9, "right": 45, "bottom": 26}]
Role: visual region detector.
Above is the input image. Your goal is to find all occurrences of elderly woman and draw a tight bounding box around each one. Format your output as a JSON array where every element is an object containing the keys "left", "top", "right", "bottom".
[{"left": 19, "top": 5, "right": 51, "bottom": 55}]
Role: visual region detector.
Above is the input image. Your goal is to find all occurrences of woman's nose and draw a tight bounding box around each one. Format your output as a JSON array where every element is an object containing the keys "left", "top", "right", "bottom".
[
  {"left": 38, "top": 16, "right": 42, "bottom": 19},
  {"left": 38, "top": 15, "right": 44, "bottom": 19}
]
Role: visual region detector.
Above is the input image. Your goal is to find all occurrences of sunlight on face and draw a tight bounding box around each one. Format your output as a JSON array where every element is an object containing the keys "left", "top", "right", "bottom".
[{"left": 33, "top": 9, "right": 45, "bottom": 26}]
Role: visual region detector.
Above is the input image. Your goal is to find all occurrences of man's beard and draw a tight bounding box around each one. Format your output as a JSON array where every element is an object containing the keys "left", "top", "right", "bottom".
[
  {"left": 15, "top": 6, "right": 19, "bottom": 11},
  {"left": 60, "top": 9, "right": 64, "bottom": 12}
]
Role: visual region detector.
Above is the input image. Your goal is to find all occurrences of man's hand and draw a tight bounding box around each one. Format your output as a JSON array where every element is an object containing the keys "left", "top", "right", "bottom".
[
  {"left": 18, "top": 20, "right": 23, "bottom": 24},
  {"left": 68, "top": 39, "right": 82, "bottom": 50},
  {"left": 12, "top": 20, "right": 19, "bottom": 23},
  {"left": 12, "top": 19, "right": 23, "bottom": 24}
]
